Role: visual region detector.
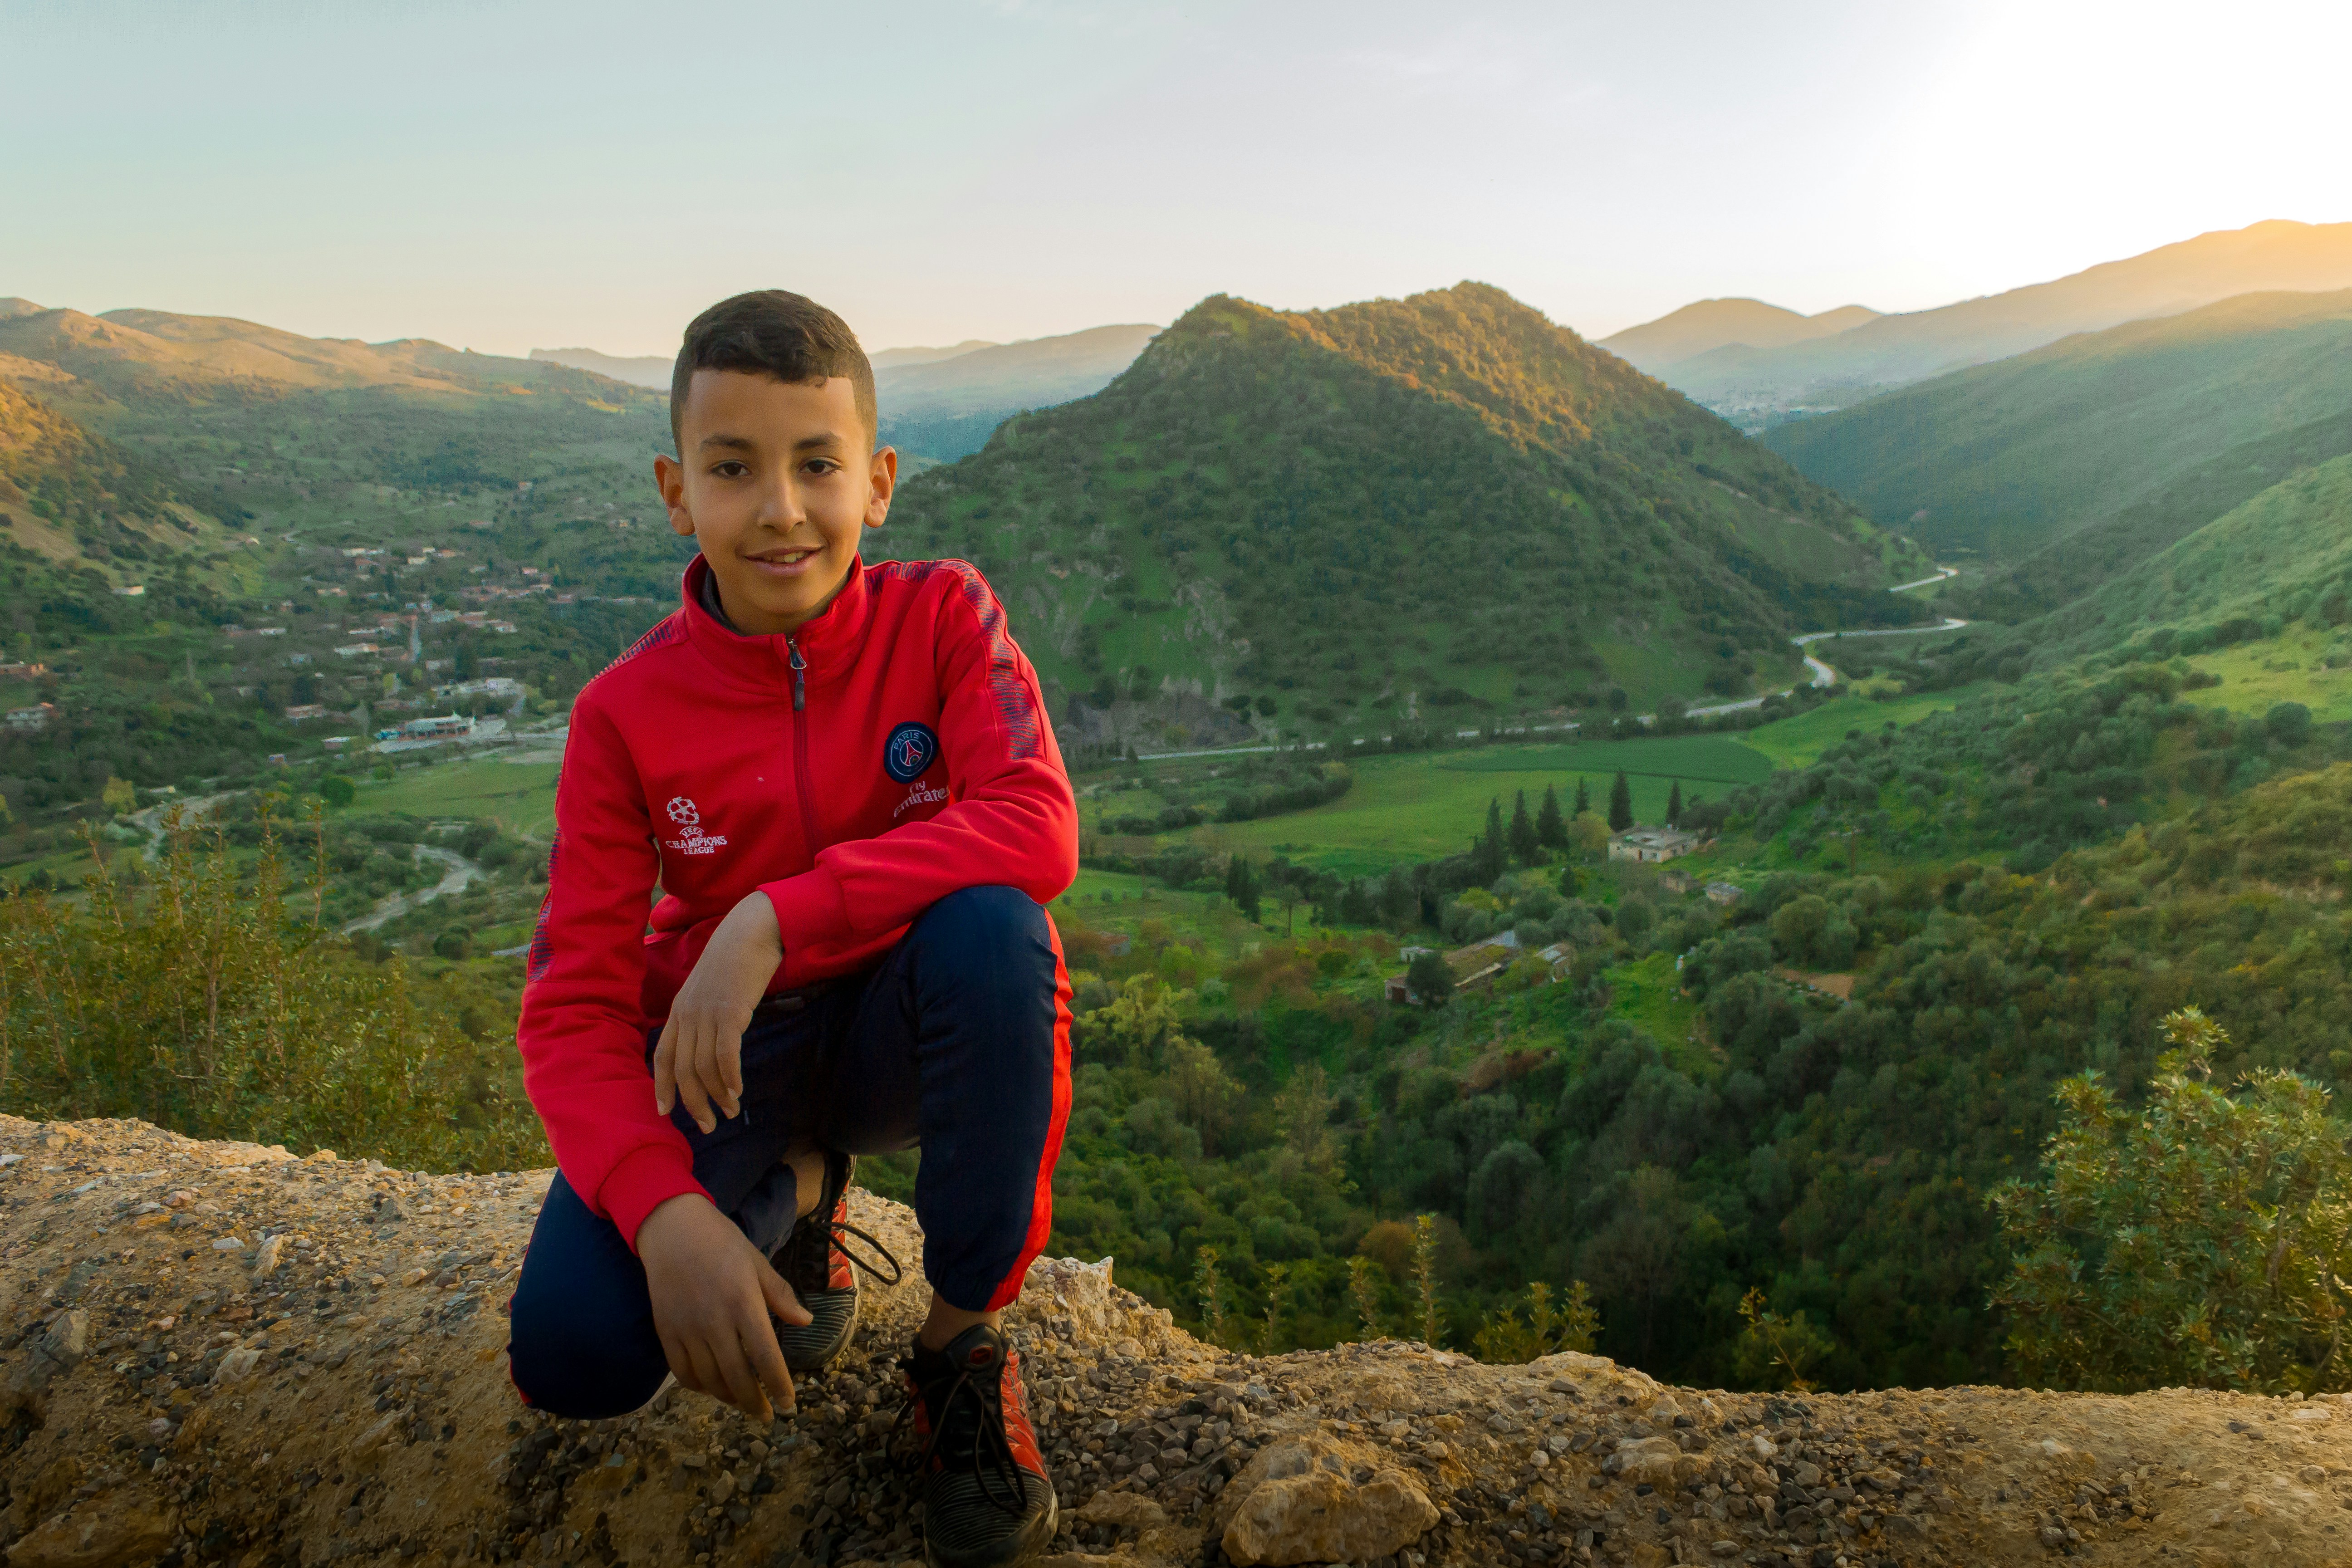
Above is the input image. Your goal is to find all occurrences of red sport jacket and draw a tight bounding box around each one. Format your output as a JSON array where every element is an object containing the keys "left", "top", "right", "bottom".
[{"left": 516, "top": 554, "right": 1078, "bottom": 1245}]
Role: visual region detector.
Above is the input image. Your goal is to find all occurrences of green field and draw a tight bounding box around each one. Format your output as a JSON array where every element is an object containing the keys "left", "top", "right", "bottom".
[
  {"left": 1737, "top": 686, "right": 1988, "bottom": 769},
  {"left": 1195, "top": 737, "right": 1774, "bottom": 875},
  {"left": 354, "top": 756, "right": 561, "bottom": 838},
  {"left": 2168, "top": 627, "right": 2352, "bottom": 723}
]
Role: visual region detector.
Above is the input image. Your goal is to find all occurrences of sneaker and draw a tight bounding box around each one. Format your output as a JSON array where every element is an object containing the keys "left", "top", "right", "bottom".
[
  {"left": 899, "top": 1324, "right": 1058, "bottom": 1568},
  {"left": 769, "top": 1151, "right": 902, "bottom": 1372}
]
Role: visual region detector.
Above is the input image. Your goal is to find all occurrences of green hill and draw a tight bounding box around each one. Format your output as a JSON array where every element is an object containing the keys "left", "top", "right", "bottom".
[
  {"left": 0, "top": 377, "right": 221, "bottom": 574},
  {"left": 877, "top": 283, "right": 1930, "bottom": 749},
  {"left": 2032, "top": 451, "right": 2352, "bottom": 660},
  {"left": 1759, "top": 288, "right": 2352, "bottom": 561},
  {"left": 1965, "top": 406, "right": 2352, "bottom": 621}
]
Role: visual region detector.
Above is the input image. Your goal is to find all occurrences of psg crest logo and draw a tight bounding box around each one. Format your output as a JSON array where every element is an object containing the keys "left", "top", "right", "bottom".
[{"left": 883, "top": 721, "right": 940, "bottom": 784}]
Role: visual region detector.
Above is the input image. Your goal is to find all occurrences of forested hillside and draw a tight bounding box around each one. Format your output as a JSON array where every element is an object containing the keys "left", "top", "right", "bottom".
[
  {"left": 2027, "top": 452, "right": 2352, "bottom": 661},
  {"left": 877, "top": 284, "right": 1928, "bottom": 746},
  {"left": 1759, "top": 288, "right": 2352, "bottom": 560}
]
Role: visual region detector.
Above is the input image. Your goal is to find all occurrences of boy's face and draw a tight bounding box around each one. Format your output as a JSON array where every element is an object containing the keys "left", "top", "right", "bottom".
[{"left": 655, "top": 369, "right": 896, "bottom": 636}]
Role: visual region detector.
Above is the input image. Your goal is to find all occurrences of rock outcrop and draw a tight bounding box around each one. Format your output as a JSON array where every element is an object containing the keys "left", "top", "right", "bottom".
[{"left": 4, "top": 1114, "right": 2352, "bottom": 1568}]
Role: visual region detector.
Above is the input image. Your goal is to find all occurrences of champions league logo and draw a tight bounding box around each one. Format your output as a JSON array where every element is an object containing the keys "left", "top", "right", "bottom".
[
  {"left": 883, "top": 722, "right": 939, "bottom": 784},
  {"left": 661, "top": 795, "right": 729, "bottom": 857}
]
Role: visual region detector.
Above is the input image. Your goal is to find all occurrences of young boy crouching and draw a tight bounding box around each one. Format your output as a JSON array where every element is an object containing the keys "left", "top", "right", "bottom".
[{"left": 507, "top": 290, "right": 1075, "bottom": 1568}]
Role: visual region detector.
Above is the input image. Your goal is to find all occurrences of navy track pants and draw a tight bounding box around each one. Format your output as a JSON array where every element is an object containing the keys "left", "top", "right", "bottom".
[{"left": 506, "top": 885, "right": 1072, "bottom": 1420}]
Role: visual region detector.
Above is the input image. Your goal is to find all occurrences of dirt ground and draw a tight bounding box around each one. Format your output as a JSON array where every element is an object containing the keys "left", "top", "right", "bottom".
[{"left": 4, "top": 1114, "right": 2350, "bottom": 1568}]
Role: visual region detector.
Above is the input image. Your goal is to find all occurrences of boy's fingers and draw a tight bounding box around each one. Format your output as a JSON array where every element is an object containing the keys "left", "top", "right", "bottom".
[
  {"left": 709, "top": 1334, "right": 769, "bottom": 1421},
  {"left": 745, "top": 1308, "right": 796, "bottom": 1416},
  {"left": 652, "top": 1020, "right": 679, "bottom": 1116},
  {"left": 675, "top": 1024, "right": 717, "bottom": 1133},
  {"left": 758, "top": 1253, "right": 813, "bottom": 1328},
  {"left": 658, "top": 1328, "right": 703, "bottom": 1398},
  {"left": 681, "top": 1338, "right": 726, "bottom": 1406},
  {"left": 720, "top": 1026, "right": 744, "bottom": 1110}
]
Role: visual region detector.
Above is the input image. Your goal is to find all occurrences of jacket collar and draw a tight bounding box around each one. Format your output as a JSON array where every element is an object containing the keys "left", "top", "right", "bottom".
[{"left": 678, "top": 553, "right": 874, "bottom": 691}]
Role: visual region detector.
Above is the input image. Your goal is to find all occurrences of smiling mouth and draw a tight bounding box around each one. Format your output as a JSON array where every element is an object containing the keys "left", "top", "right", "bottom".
[{"left": 746, "top": 547, "right": 820, "bottom": 573}]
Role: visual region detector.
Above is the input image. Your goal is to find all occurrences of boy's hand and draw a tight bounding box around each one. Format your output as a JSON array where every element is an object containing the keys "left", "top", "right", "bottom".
[
  {"left": 637, "top": 1193, "right": 810, "bottom": 1420},
  {"left": 655, "top": 892, "right": 783, "bottom": 1133}
]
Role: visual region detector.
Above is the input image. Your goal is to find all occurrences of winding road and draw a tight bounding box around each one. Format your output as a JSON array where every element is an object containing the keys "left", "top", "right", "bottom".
[
  {"left": 1680, "top": 568, "right": 1968, "bottom": 720},
  {"left": 340, "top": 843, "right": 488, "bottom": 934}
]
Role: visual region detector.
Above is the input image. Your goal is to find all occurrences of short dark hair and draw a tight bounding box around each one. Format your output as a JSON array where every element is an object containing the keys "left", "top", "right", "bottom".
[{"left": 670, "top": 290, "right": 877, "bottom": 449}]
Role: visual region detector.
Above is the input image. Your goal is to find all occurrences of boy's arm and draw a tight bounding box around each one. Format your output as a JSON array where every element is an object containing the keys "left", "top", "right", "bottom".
[
  {"left": 516, "top": 693, "right": 708, "bottom": 1247},
  {"left": 760, "top": 569, "right": 1077, "bottom": 971}
]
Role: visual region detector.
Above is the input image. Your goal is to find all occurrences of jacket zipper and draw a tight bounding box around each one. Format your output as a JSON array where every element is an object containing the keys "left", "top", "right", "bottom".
[{"left": 787, "top": 637, "right": 821, "bottom": 854}]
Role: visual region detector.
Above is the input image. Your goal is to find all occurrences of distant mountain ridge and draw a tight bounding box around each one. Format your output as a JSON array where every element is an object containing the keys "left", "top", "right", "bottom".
[
  {"left": 1616, "top": 219, "right": 2352, "bottom": 423},
  {"left": 875, "top": 323, "right": 1159, "bottom": 463},
  {"left": 0, "top": 302, "right": 647, "bottom": 404},
  {"left": 1760, "top": 288, "right": 2352, "bottom": 567},
  {"left": 877, "top": 282, "right": 1926, "bottom": 743},
  {"left": 1599, "top": 299, "right": 1878, "bottom": 373}
]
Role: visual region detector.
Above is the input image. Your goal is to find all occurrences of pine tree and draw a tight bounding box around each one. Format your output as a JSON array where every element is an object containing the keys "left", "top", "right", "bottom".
[
  {"left": 1535, "top": 784, "right": 1566, "bottom": 850},
  {"left": 1507, "top": 789, "right": 1539, "bottom": 864},
  {"left": 1607, "top": 770, "right": 1634, "bottom": 832},
  {"left": 1226, "top": 856, "right": 1261, "bottom": 921},
  {"left": 1573, "top": 776, "right": 1591, "bottom": 816},
  {"left": 1666, "top": 779, "right": 1683, "bottom": 828},
  {"left": 1475, "top": 796, "right": 1507, "bottom": 881}
]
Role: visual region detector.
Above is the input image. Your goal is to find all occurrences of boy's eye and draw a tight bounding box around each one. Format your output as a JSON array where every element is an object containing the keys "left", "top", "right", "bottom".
[
  {"left": 804, "top": 459, "right": 840, "bottom": 476},
  {"left": 711, "top": 461, "right": 749, "bottom": 478}
]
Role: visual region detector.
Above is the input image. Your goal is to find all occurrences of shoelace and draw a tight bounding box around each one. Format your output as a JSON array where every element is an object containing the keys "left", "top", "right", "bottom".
[
  {"left": 819, "top": 1217, "right": 904, "bottom": 1287},
  {"left": 892, "top": 1353, "right": 1032, "bottom": 1516}
]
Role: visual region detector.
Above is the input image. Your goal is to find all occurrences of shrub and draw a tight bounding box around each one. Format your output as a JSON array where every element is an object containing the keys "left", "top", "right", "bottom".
[
  {"left": 0, "top": 816, "right": 544, "bottom": 1171},
  {"left": 1990, "top": 1007, "right": 2352, "bottom": 1393}
]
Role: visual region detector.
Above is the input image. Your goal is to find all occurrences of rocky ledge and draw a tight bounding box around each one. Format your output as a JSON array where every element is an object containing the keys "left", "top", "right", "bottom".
[{"left": 3, "top": 1115, "right": 2351, "bottom": 1568}]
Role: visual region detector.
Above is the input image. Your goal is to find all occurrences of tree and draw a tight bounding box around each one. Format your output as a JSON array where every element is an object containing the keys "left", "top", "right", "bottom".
[
  {"left": 1406, "top": 948, "right": 1454, "bottom": 1006},
  {"left": 100, "top": 776, "right": 136, "bottom": 816},
  {"left": 1225, "top": 855, "right": 1261, "bottom": 921},
  {"left": 1573, "top": 776, "right": 1591, "bottom": 816},
  {"left": 1535, "top": 784, "right": 1566, "bottom": 851},
  {"left": 1507, "top": 789, "right": 1539, "bottom": 865},
  {"left": 1473, "top": 796, "right": 1507, "bottom": 881},
  {"left": 1607, "top": 770, "right": 1634, "bottom": 832},
  {"left": 1665, "top": 779, "right": 1683, "bottom": 828},
  {"left": 318, "top": 774, "right": 356, "bottom": 809},
  {"left": 1569, "top": 811, "right": 1611, "bottom": 859},
  {"left": 1992, "top": 1007, "right": 2352, "bottom": 1393},
  {"left": 1165, "top": 1037, "right": 1242, "bottom": 1154}
]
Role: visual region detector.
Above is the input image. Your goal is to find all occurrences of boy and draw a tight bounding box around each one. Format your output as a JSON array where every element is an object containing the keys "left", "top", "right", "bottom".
[{"left": 508, "top": 290, "right": 1075, "bottom": 1568}]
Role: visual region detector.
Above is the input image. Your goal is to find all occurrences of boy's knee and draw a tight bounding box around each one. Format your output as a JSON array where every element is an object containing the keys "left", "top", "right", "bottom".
[
  {"left": 913, "top": 885, "right": 1051, "bottom": 972},
  {"left": 507, "top": 1292, "right": 668, "bottom": 1419}
]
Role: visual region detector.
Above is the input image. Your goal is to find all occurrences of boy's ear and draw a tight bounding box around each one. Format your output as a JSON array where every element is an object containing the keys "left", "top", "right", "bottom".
[
  {"left": 864, "top": 446, "right": 899, "bottom": 529},
  {"left": 655, "top": 453, "right": 695, "bottom": 539}
]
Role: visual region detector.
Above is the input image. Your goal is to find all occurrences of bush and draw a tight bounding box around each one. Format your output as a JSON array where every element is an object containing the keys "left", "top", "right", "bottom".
[
  {"left": 1990, "top": 1007, "right": 2352, "bottom": 1392},
  {"left": 0, "top": 819, "right": 543, "bottom": 1171}
]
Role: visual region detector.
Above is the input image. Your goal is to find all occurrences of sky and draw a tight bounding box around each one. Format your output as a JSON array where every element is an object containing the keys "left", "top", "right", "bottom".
[{"left": 3, "top": 0, "right": 2347, "bottom": 357}]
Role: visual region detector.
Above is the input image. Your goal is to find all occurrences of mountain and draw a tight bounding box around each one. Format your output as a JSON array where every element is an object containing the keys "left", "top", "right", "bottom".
[
  {"left": 876, "top": 323, "right": 1161, "bottom": 462},
  {"left": 1598, "top": 299, "right": 1878, "bottom": 374},
  {"left": 1660, "top": 219, "right": 2352, "bottom": 421},
  {"left": 2031, "top": 450, "right": 2352, "bottom": 660},
  {"left": 870, "top": 339, "right": 995, "bottom": 370},
  {"left": 876, "top": 283, "right": 1927, "bottom": 746},
  {"left": 1759, "top": 288, "right": 2352, "bottom": 563},
  {"left": 528, "top": 346, "right": 670, "bottom": 387},
  {"left": 0, "top": 305, "right": 647, "bottom": 405},
  {"left": 0, "top": 377, "right": 213, "bottom": 571},
  {"left": 1966, "top": 407, "right": 2352, "bottom": 623}
]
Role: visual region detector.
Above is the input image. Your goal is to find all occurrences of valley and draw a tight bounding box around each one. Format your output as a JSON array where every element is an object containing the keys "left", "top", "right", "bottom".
[{"left": 7, "top": 216, "right": 2352, "bottom": 1404}]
